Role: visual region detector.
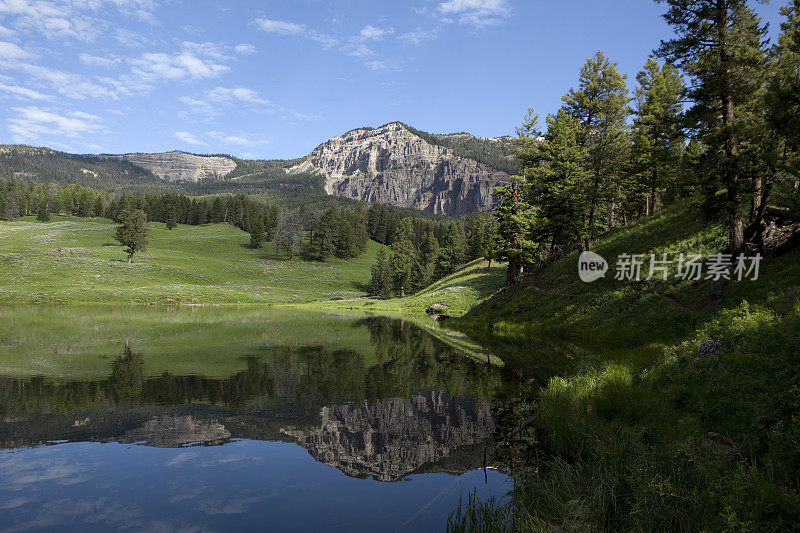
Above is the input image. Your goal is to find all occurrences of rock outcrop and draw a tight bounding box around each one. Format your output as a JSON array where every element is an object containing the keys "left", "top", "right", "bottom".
[
  {"left": 288, "top": 122, "right": 508, "bottom": 215},
  {"left": 111, "top": 151, "right": 236, "bottom": 182},
  {"left": 281, "top": 391, "right": 494, "bottom": 481}
]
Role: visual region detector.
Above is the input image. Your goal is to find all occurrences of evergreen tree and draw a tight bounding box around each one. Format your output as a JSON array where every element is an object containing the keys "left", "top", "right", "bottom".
[
  {"left": 115, "top": 209, "right": 150, "bottom": 263},
  {"left": 211, "top": 197, "right": 225, "bottom": 223},
  {"left": 390, "top": 218, "right": 417, "bottom": 297},
  {"left": 483, "top": 220, "right": 499, "bottom": 270},
  {"left": 435, "top": 221, "right": 466, "bottom": 277},
  {"left": 562, "top": 51, "right": 631, "bottom": 248},
  {"left": 493, "top": 176, "right": 538, "bottom": 285},
  {"left": 368, "top": 247, "right": 393, "bottom": 297},
  {"left": 36, "top": 198, "right": 50, "bottom": 222},
  {"left": 249, "top": 218, "right": 266, "bottom": 248},
  {"left": 309, "top": 206, "right": 338, "bottom": 261},
  {"left": 629, "top": 58, "right": 686, "bottom": 214},
  {"left": 656, "top": 0, "right": 769, "bottom": 252},
  {"left": 417, "top": 230, "right": 440, "bottom": 287},
  {"left": 525, "top": 109, "right": 591, "bottom": 255}
]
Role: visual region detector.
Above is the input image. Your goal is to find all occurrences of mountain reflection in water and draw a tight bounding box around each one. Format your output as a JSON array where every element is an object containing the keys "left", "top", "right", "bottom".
[{"left": 0, "top": 311, "right": 512, "bottom": 532}]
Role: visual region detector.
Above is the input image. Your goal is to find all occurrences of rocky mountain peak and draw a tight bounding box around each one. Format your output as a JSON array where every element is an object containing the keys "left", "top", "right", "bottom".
[{"left": 288, "top": 122, "right": 509, "bottom": 215}]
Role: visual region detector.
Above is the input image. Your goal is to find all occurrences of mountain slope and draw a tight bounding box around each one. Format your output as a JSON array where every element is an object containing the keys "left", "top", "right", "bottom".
[{"left": 288, "top": 122, "right": 510, "bottom": 215}]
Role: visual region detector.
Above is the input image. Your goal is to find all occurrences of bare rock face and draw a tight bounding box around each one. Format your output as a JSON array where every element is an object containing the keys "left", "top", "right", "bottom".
[
  {"left": 281, "top": 391, "right": 494, "bottom": 481},
  {"left": 288, "top": 122, "right": 508, "bottom": 215},
  {"left": 112, "top": 151, "right": 236, "bottom": 182}
]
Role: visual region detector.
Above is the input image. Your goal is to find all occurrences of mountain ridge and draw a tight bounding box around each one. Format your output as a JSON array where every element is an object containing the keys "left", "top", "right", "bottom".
[{"left": 0, "top": 122, "right": 514, "bottom": 214}]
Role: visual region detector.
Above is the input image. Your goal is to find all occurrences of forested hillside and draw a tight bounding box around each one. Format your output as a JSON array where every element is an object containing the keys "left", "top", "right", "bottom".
[
  {"left": 403, "top": 124, "right": 520, "bottom": 175},
  {"left": 0, "top": 145, "right": 169, "bottom": 191}
]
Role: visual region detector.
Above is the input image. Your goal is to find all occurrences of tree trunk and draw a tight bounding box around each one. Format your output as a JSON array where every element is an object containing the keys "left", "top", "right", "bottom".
[
  {"left": 750, "top": 175, "right": 762, "bottom": 222},
  {"left": 608, "top": 192, "right": 616, "bottom": 229},
  {"left": 506, "top": 255, "right": 519, "bottom": 286},
  {"left": 718, "top": 0, "right": 744, "bottom": 254},
  {"left": 127, "top": 253, "right": 132, "bottom": 263},
  {"left": 650, "top": 170, "right": 658, "bottom": 214},
  {"left": 400, "top": 284, "right": 405, "bottom": 298}
]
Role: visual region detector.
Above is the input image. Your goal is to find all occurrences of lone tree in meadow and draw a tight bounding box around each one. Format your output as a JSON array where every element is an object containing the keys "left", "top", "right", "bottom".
[{"left": 115, "top": 209, "right": 150, "bottom": 263}]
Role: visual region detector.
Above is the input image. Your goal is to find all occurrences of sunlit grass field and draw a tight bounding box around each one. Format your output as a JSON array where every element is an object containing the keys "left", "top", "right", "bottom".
[{"left": 0, "top": 216, "right": 381, "bottom": 304}]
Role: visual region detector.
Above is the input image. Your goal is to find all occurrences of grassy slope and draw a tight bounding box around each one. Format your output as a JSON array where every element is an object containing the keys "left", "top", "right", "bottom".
[
  {"left": 309, "top": 258, "right": 507, "bottom": 318},
  {"left": 463, "top": 200, "right": 800, "bottom": 344},
  {"left": 0, "top": 216, "right": 381, "bottom": 304},
  {"left": 451, "top": 201, "right": 800, "bottom": 530}
]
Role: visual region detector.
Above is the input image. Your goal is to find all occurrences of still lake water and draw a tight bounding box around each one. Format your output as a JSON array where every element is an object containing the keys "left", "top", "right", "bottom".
[{"left": 0, "top": 306, "right": 514, "bottom": 532}]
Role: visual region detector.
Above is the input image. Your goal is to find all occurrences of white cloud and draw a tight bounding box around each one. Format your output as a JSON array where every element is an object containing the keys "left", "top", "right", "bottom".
[
  {"left": 180, "top": 86, "right": 274, "bottom": 118},
  {"left": 0, "top": 40, "right": 33, "bottom": 60},
  {"left": 0, "top": 82, "right": 53, "bottom": 100},
  {"left": 0, "top": 0, "right": 157, "bottom": 41},
  {"left": 205, "top": 86, "right": 270, "bottom": 105},
  {"left": 234, "top": 43, "right": 256, "bottom": 54},
  {"left": 174, "top": 131, "right": 208, "bottom": 146},
  {"left": 398, "top": 27, "right": 440, "bottom": 44},
  {"left": 359, "top": 25, "right": 394, "bottom": 41},
  {"left": 345, "top": 42, "right": 374, "bottom": 58},
  {"left": 18, "top": 63, "right": 123, "bottom": 99},
  {"left": 0, "top": 23, "right": 14, "bottom": 37},
  {"left": 254, "top": 17, "right": 338, "bottom": 47},
  {"left": 8, "top": 106, "right": 102, "bottom": 141},
  {"left": 438, "top": 0, "right": 510, "bottom": 27},
  {"left": 207, "top": 131, "right": 269, "bottom": 146},
  {"left": 255, "top": 18, "right": 307, "bottom": 35},
  {"left": 130, "top": 49, "right": 229, "bottom": 82},
  {"left": 79, "top": 53, "right": 121, "bottom": 68}
]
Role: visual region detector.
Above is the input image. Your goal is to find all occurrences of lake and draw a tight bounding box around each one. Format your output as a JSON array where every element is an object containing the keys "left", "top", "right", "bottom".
[{"left": 0, "top": 306, "right": 514, "bottom": 532}]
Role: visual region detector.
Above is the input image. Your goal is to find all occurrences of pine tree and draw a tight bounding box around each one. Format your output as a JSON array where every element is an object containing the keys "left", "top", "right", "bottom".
[
  {"left": 309, "top": 206, "right": 337, "bottom": 261},
  {"left": 36, "top": 198, "right": 50, "bottom": 222},
  {"left": 435, "top": 221, "right": 466, "bottom": 277},
  {"left": 368, "top": 247, "right": 393, "bottom": 297},
  {"left": 492, "top": 176, "right": 538, "bottom": 285},
  {"left": 211, "top": 197, "right": 225, "bottom": 223},
  {"left": 761, "top": 0, "right": 800, "bottom": 220},
  {"left": 629, "top": 58, "right": 686, "bottom": 214},
  {"left": 417, "top": 230, "right": 440, "bottom": 287},
  {"left": 526, "top": 109, "right": 591, "bottom": 255},
  {"left": 115, "top": 209, "right": 150, "bottom": 263},
  {"left": 249, "top": 218, "right": 266, "bottom": 249},
  {"left": 390, "top": 218, "right": 417, "bottom": 297},
  {"left": 562, "top": 51, "right": 631, "bottom": 248},
  {"left": 656, "top": 0, "right": 768, "bottom": 252}
]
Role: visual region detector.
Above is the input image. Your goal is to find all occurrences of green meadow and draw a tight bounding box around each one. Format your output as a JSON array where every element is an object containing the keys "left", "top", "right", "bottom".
[{"left": 0, "top": 216, "right": 380, "bottom": 304}]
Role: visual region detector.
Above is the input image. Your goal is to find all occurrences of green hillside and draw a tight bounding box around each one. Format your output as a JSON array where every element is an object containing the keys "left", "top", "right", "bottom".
[
  {"left": 0, "top": 216, "right": 382, "bottom": 304},
  {"left": 449, "top": 201, "right": 800, "bottom": 530}
]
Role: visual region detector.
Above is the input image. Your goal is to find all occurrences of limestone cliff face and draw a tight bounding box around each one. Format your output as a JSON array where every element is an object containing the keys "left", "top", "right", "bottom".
[
  {"left": 281, "top": 391, "right": 494, "bottom": 482},
  {"left": 112, "top": 151, "right": 236, "bottom": 182},
  {"left": 288, "top": 122, "right": 508, "bottom": 215}
]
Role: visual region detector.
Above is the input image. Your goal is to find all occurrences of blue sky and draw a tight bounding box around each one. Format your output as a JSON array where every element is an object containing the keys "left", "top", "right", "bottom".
[{"left": 0, "top": 0, "right": 790, "bottom": 159}]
